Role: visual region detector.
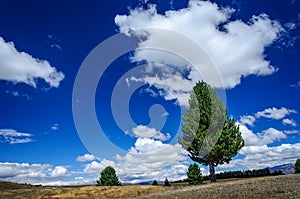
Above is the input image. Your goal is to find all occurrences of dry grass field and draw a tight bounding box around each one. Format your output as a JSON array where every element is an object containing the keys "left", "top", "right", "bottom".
[{"left": 0, "top": 174, "right": 299, "bottom": 199}]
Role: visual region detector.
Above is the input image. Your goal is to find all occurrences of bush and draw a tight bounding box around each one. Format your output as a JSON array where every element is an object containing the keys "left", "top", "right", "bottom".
[
  {"left": 96, "top": 166, "right": 121, "bottom": 186},
  {"left": 187, "top": 163, "right": 203, "bottom": 185},
  {"left": 295, "top": 159, "right": 300, "bottom": 174}
]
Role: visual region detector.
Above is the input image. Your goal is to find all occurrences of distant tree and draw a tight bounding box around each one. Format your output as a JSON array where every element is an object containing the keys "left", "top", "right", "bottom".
[
  {"left": 186, "top": 163, "right": 203, "bottom": 185},
  {"left": 164, "top": 178, "right": 170, "bottom": 186},
  {"left": 295, "top": 159, "right": 300, "bottom": 174},
  {"left": 179, "top": 81, "right": 244, "bottom": 182},
  {"left": 263, "top": 168, "right": 271, "bottom": 176},
  {"left": 152, "top": 180, "right": 158, "bottom": 186},
  {"left": 97, "top": 166, "right": 121, "bottom": 186}
]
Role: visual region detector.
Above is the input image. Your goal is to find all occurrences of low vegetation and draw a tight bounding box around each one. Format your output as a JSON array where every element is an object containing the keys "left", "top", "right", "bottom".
[
  {"left": 202, "top": 168, "right": 283, "bottom": 181},
  {"left": 1, "top": 174, "right": 299, "bottom": 198}
]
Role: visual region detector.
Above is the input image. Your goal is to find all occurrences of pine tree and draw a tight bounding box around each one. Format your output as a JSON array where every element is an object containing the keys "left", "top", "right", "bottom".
[
  {"left": 186, "top": 163, "right": 203, "bottom": 185},
  {"left": 164, "top": 178, "right": 170, "bottom": 186},
  {"left": 295, "top": 158, "right": 300, "bottom": 174},
  {"left": 97, "top": 166, "right": 121, "bottom": 186},
  {"left": 152, "top": 180, "right": 158, "bottom": 185},
  {"left": 179, "top": 81, "right": 244, "bottom": 182}
]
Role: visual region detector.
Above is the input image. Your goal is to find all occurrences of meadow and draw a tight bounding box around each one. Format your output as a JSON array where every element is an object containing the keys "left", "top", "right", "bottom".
[{"left": 0, "top": 174, "right": 299, "bottom": 199}]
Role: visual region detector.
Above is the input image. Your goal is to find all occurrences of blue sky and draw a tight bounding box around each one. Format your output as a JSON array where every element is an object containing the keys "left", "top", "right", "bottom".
[{"left": 0, "top": 0, "right": 299, "bottom": 185}]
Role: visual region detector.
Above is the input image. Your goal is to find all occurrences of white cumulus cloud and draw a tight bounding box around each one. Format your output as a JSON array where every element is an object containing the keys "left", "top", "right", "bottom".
[
  {"left": 83, "top": 138, "right": 190, "bottom": 183},
  {"left": 50, "top": 166, "right": 68, "bottom": 178},
  {"left": 257, "top": 128, "right": 286, "bottom": 145},
  {"left": 83, "top": 159, "right": 116, "bottom": 175},
  {"left": 0, "top": 36, "right": 64, "bottom": 88},
  {"left": 131, "top": 125, "right": 171, "bottom": 141},
  {"left": 115, "top": 0, "right": 283, "bottom": 106},
  {"left": 220, "top": 143, "right": 300, "bottom": 170},
  {"left": 238, "top": 107, "right": 297, "bottom": 128},
  {"left": 282, "top": 118, "right": 297, "bottom": 126},
  {"left": 239, "top": 125, "right": 286, "bottom": 146},
  {"left": 239, "top": 115, "right": 256, "bottom": 126},
  {"left": 0, "top": 162, "right": 70, "bottom": 185},
  {"left": 76, "top": 154, "right": 96, "bottom": 162},
  {"left": 220, "top": 123, "right": 300, "bottom": 170},
  {"left": 255, "top": 107, "right": 297, "bottom": 120}
]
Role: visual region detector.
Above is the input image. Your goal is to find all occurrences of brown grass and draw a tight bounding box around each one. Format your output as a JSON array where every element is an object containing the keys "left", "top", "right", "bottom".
[{"left": 0, "top": 174, "right": 299, "bottom": 199}]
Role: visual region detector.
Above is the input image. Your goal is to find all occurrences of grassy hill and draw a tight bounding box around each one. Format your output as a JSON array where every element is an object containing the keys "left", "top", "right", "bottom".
[{"left": 0, "top": 174, "right": 299, "bottom": 198}]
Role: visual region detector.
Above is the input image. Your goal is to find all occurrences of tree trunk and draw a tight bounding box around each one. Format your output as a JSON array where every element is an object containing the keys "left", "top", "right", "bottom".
[{"left": 209, "top": 162, "right": 216, "bottom": 183}]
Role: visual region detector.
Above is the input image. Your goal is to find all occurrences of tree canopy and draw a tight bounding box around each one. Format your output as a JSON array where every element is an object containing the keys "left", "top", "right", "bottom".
[
  {"left": 179, "top": 81, "right": 244, "bottom": 182},
  {"left": 97, "top": 166, "right": 121, "bottom": 186}
]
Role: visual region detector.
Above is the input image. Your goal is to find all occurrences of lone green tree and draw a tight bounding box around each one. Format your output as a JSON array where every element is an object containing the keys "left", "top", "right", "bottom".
[
  {"left": 186, "top": 163, "right": 203, "bottom": 185},
  {"left": 164, "top": 178, "right": 170, "bottom": 186},
  {"left": 152, "top": 180, "right": 158, "bottom": 185},
  {"left": 179, "top": 81, "right": 244, "bottom": 183},
  {"left": 97, "top": 166, "right": 121, "bottom": 186},
  {"left": 295, "top": 158, "right": 300, "bottom": 174}
]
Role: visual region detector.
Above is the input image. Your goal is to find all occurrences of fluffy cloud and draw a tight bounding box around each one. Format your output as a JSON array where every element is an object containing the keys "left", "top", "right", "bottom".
[
  {"left": 239, "top": 115, "right": 256, "bottom": 126},
  {"left": 256, "top": 128, "right": 286, "bottom": 145},
  {"left": 76, "top": 154, "right": 96, "bottom": 162},
  {"left": 0, "top": 162, "right": 70, "bottom": 185},
  {"left": 115, "top": 0, "right": 283, "bottom": 106},
  {"left": 282, "top": 118, "right": 297, "bottom": 126},
  {"left": 255, "top": 107, "right": 297, "bottom": 120},
  {"left": 219, "top": 123, "right": 300, "bottom": 170},
  {"left": 0, "top": 137, "right": 192, "bottom": 185},
  {"left": 50, "top": 166, "right": 68, "bottom": 178},
  {"left": 223, "top": 106, "right": 300, "bottom": 170},
  {"left": 220, "top": 143, "right": 300, "bottom": 170},
  {"left": 129, "top": 70, "right": 192, "bottom": 107},
  {"left": 239, "top": 125, "right": 286, "bottom": 146},
  {"left": 83, "top": 159, "right": 116, "bottom": 175},
  {"left": 238, "top": 107, "right": 297, "bottom": 127},
  {"left": 131, "top": 125, "right": 171, "bottom": 141},
  {"left": 0, "top": 36, "right": 64, "bottom": 88},
  {"left": 84, "top": 138, "right": 190, "bottom": 183},
  {"left": 0, "top": 129, "right": 33, "bottom": 144}
]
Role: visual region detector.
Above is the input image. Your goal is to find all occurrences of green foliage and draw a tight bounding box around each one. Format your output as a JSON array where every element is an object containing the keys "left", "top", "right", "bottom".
[
  {"left": 186, "top": 163, "right": 203, "bottom": 185},
  {"left": 203, "top": 168, "right": 275, "bottom": 180},
  {"left": 179, "top": 81, "right": 244, "bottom": 182},
  {"left": 164, "top": 178, "right": 170, "bottom": 186},
  {"left": 152, "top": 180, "right": 158, "bottom": 186},
  {"left": 295, "top": 158, "right": 300, "bottom": 174},
  {"left": 96, "top": 166, "right": 121, "bottom": 186}
]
